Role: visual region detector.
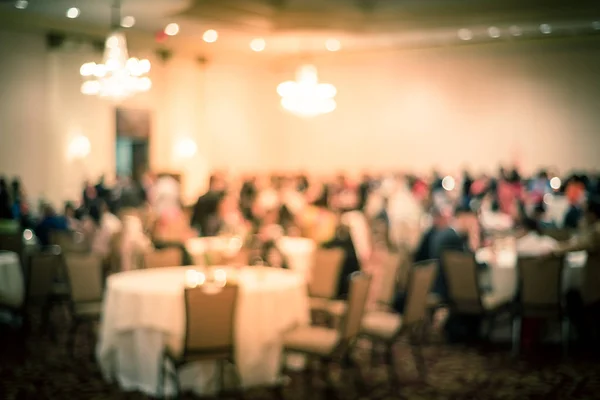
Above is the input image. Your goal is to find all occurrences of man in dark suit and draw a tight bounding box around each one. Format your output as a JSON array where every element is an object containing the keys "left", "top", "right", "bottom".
[
  {"left": 430, "top": 205, "right": 477, "bottom": 301},
  {"left": 190, "top": 175, "right": 225, "bottom": 236}
]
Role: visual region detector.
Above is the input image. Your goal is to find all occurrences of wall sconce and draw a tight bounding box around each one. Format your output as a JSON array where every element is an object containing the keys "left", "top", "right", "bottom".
[
  {"left": 67, "top": 135, "right": 91, "bottom": 160},
  {"left": 174, "top": 138, "right": 197, "bottom": 159}
]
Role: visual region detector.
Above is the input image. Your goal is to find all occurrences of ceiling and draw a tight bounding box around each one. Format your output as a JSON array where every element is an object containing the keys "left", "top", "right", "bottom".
[{"left": 0, "top": 0, "right": 599, "bottom": 55}]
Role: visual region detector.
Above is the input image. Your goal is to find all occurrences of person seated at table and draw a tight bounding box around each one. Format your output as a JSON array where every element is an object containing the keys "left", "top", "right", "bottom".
[
  {"left": 35, "top": 203, "right": 69, "bottom": 246},
  {"left": 261, "top": 240, "right": 289, "bottom": 269},
  {"left": 90, "top": 200, "right": 122, "bottom": 257},
  {"left": 216, "top": 195, "right": 250, "bottom": 238},
  {"left": 516, "top": 218, "right": 558, "bottom": 257},
  {"left": 532, "top": 202, "right": 556, "bottom": 230}
]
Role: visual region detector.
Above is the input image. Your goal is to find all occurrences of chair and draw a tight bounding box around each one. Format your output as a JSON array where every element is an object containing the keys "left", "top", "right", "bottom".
[
  {"left": 327, "top": 247, "right": 408, "bottom": 320},
  {"left": 63, "top": 253, "right": 105, "bottom": 356},
  {"left": 307, "top": 248, "right": 345, "bottom": 320},
  {"left": 280, "top": 272, "right": 371, "bottom": 396},
  {"left": 542, "top": 228, "right": 572, "bottom": 242},
  {"left": 0, "top": 232, "right": 24, "bottom": 262},
  {"left": 142, "top": 248, "right": 183, "bottom": 269},
  {"left": 512, "top": 255, "right": 567, "bottom": 356},
  {"left": 49, "top": 230, "right": 90, "bottom": 254},
  {"left": 360, "top": 260, "right": 437, "bottom": 384},
  {"left": 442, "top": 251, "right": 512, "bottom": 340},
  {"left": 24, "top": 248, "right": 63, "bottom": 336},
  {"left": 158, "top": 284, "right": 240, "bottom": 398},
  {"left": 582, "top": 252, "right": 600, "bottom": 307}
]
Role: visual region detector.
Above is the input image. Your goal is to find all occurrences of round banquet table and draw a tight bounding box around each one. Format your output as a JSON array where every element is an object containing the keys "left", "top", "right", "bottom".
[
  {"left": 97, "top": 266, "right": 310, "bottom": 396},
  {"left": 475, "top": 248, "right": 587, "bottom": 300},
  {"left": 186, "top": 236, "right": 315, "bottom": 280},
  {"left": 0, "top": 251, "right": 24, "bottom": 309}
]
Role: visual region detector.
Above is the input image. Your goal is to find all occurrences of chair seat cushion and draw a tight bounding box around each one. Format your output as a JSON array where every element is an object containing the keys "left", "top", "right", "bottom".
[
  {"left": 283, "top": 325, "right": 339, "bottom": 356},
  {"left": 327, "top": 300, "right": 347, "bottom": 317},
  {"left": 482, "top": 292, "right": 511, "bottom": 311},
  {"left": 74, "top": 302, "right": 102, "bottom": 318},
  {"left": 309, "top": 297, "right": 330, "bottom": 311},
  {"left": 361, "top": 310, "right": 403, "bottom": 340}
]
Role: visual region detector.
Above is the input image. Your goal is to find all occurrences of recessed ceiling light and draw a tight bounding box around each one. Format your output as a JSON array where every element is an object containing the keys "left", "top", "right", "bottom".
[
  {"left": 488, "top": 26, "right": 501, "bottom": 38},
  {"left": 540, "top": 24, "right": 552, "bottom": 34},
  {"left": 458, "top": 28, "right": 473, "bottom": 41},
  {"left": 14, "top": 0, "right": 28, "bottom": 10},
  {"left": 164, "top": 23, "right": 179, "bottom": 36},
  {"left": 250, "top": 38, "right": 266, "bottom": 52},
  {"left": 509, "top": 25, "right": 522, "bottom": 36},
  {"left": 121, "top": 16, "right": 135, "bottom": 28},
  {"left": 592, "top": 21, "right": 600, "bottom": 30},
  {"left": 203, "top": 29, "right": 218, "bottom": 43},
  {"left": 66, "top": 7, "right": 80, "bottom": 19},
  {"left": 325, "top": 38, "right": 341, "bottom": 51}
]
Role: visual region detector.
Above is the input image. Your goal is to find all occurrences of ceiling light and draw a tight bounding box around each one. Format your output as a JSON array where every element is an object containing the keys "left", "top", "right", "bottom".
[
  {"left": 540, "top": 24, "right": 552, "bottom": 34},
  {"left": 509, "top": 25, "right": 522, "bottom": 36},
  {"left": 164, "top": 23, "right": 179, "bottom": 36},
  {"left": 277, "top": 65, "right": 336, "bottom": 117},
  {"left": 325, "top": 38, "right": 341, "bottom": 51},
  {"left": 488, "top": 26, "right": 501, "bottom": 38},
  {"left": 66, "top": 7, "right": 80, "bottom": 19},
  {"left": 458, "top": 28, "right": 473, "bottom": 41},
  {"left": 250, "top": 38, "right": 266, "bottom": 52},
  {"left": 203, "top": 29, "right": 218, "bottom": 43},
  {"left": 121, "top": 16, "right": 135, "bottom": 28},
  {"left": 14, "top": 0, "right": 28, "bottom": 10},
  {"left": 592, "top": 21, "right": 600, "bottom": 30}
]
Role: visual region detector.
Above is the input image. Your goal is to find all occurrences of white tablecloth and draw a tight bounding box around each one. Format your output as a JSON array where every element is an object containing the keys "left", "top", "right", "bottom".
[
  {"left": 97, "top": 266, "right": 309, "bottom": 396},
  {"left": 276, "top": 237, "right": 315, "bottom": 280},
  {"left": 475, "top": 248, "right": 586, "bottom": 299},
  {"left": 0, "top": 251, "right": 24, "bottom": 309}
]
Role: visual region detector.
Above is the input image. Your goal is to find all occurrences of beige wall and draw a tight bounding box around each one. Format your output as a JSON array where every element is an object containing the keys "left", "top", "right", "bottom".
[
  {"left": 273, "top": 38, "right": 600, "bottom": 176},
  {"left": 0, "top": 29, "right": 272, "bottom": 206},
  {"left": 1, "top": 28, "right": 600, "bottom": 208}
]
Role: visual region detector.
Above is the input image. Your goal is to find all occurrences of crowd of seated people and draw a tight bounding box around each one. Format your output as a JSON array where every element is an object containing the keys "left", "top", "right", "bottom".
[{"left": 2, "top": 166, "right": 599, "bottom": 345}]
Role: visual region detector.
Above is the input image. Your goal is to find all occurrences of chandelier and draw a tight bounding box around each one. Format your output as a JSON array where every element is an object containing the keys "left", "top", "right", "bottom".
[
  {"left": 79, "top": 1, "right": 151, "bottom": 100},
  {"left": 276, "top": 65, "right": 337, "bottom": 117}
]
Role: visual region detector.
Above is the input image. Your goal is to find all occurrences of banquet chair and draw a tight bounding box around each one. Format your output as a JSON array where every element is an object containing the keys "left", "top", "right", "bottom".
[
  {"left": 142, "top": 248, "right": 183, "bottom": 269},
  {"left": 0, "top": 232, "right": 24, "bottom": 263},
  {"left": 49, "top": 230, "right": 90, "bottom": 254},
  {"left": 512, "top": 255, "right": 567, "bottom": 356},
  {"left": 360, "top": 260, "right": 437, "bottom": 385},
  {"left": 307, "top": 248, "right": 345, "bottom": 322},
  {"left": 24, "top": 248, "right": 64, "bottom": 337},
  {"left": 158, "top": 284, "right": 240, "bottom": 399},
  {"left": 279, "top": 272, "right": 371, "bottom": 397},
  {"left": 442, "top": 251, "right": 512, "bottom": 340},
  {"left": 325, "top": 246, "right": 409, "bottom": 321},
  {"left": 582, "top": 252, "right": 600, "bottom": 307},
  {"left": 63, "top": 253, "right": 104, "bottom": 356}
]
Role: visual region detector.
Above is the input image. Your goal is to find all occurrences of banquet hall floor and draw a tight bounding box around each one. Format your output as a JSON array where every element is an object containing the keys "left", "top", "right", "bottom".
[{"left": 1, "top": 321, "right": 599, "bottom": 400}]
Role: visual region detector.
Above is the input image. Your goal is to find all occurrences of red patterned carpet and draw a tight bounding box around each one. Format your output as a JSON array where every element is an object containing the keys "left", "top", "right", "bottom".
[{"left": 1, "top": 322, "right": 600, "bottom": 400}]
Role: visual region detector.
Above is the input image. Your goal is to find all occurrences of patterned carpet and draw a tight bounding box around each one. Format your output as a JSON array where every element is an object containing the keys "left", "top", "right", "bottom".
[{"left": 1, "top": 321, "right": 600, "bottom": 400}]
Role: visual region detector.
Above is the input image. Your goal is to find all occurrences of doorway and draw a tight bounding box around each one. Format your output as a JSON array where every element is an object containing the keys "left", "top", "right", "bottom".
[{"left": 115, "top": 108, "right": 151, "bottom": 181}]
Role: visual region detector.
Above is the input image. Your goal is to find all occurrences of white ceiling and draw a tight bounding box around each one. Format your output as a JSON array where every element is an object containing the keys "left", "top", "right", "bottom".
[{"left": 0, "top": 0, "right": 599, "bottom": 55}]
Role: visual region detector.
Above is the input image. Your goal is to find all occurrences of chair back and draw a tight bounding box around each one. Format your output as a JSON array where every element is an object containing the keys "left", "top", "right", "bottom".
[
  {"left": 541, "top": 228, "right": 572, "bottom": 242},
  {"left": 581, "top": 252, "right": 600, "bottom": 305},
  {"left": 50, "top": 230, "right": 90, "bottom": 253},
  {"left": 27, "top": 248, "right": 62, "bottom": 305},
  {"left": 0, "top": 219, "right": 20, "bottom": 234},
  {"left": 403, "top": 260, "right": 438, "bottom": 325},
  {"left": 63, "top": 253, "right": 104, "bottom": 303},
  {"left": 184, "top": 284, "right": 238, "bottom": 353},
  {"left": 442, "top": 251, "right": 482, "bottom": 313},
  {"left": 308, "top": 247, "right": 345, "bottom": 299},
  {"left": 340, "top": 272, "right": 371, "bottom": 341},
  {"left": 376, "top": 249, "right": 407, "bottom": 306},
  {"left": 517, "top": 255, "right": 564, "bottom": 314},
  {"left": 0, "top": 232, "right": 23, "bottom": 256},
  {"left": 142, "top": 248, "right": 182, "bottom": 269}
]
